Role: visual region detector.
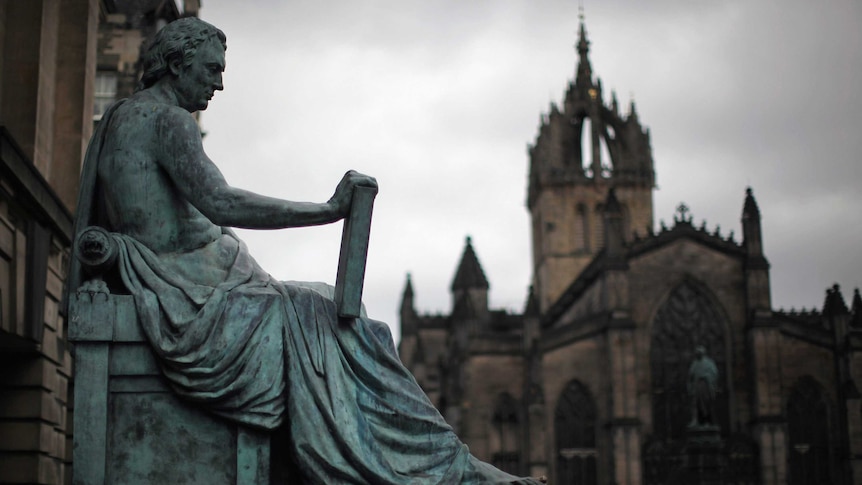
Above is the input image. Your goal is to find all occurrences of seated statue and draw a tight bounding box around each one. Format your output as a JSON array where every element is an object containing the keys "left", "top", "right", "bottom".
[{"left": 69, "top": 17, "right": 543, "bottom": 484}]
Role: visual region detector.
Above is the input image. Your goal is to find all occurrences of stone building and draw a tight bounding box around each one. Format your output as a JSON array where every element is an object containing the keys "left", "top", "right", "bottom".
[
  {"left": 0, "top": 1, "right": 197, "bottom": 483},
  {"left": 0, "top": 2, "right": 98, "bottom": 482},
  {"left": 94, "top": 0, "right": 200, "bottom": 124},
  {"left": 399, "top": 21, "right": 862, "bottom": 485}
]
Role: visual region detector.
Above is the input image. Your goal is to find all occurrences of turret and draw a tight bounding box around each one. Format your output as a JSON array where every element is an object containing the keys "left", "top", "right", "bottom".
[
  {"left": 742, "top": 187, "right": 765, "bottom": 259},
  {"left": 601, "top": 189, "right": 631, "bottom": 314},
  {"left": 450, "top": 236, "right": 490, "bottom": 323},
  {"left": 741, "top": 188, "right": 771, "bottom": 312},
  {"left": 823, "top": 284, "right": 853, "bottom": 383},
  {"left": 851, "top": 289, "right": 862, "bottom": 329},
  {"left": 397, "top": 273, "right": 420, "bottom": 365},
  {"left": 399, "top": 273, "right": 417, "bottom": 337},
  {"left": 823, "top": 284, "right": 850, "bottom": 319}
]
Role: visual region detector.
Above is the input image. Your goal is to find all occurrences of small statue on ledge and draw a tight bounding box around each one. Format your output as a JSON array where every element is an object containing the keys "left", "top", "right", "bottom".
[
  {"left": 70, "top": 17, "right": 545, "bottom": 485},
  {"left": 687, "top": 345, "right": 719, "bottom": 429}
]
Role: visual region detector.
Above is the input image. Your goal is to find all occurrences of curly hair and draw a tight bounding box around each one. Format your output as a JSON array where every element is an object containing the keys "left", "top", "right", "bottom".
[{"left": 137, "top": 17, "right": 227, "bottom": 91}]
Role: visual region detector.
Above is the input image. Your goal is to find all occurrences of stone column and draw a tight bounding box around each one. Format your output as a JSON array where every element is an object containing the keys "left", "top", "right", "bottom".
[
  {"left": 51, "top": 0, "right": 98, "bottom": 211},
  {"left": 601, "top": 215, "right": 640, "bottom": 485},
  {"left": 0, "top": 1, "right": 46, "bottom": 160},
  {"left": 606, "top": 324, "right": 642, "bottom": 485},
  {"left": 748, "top": 321, "right": 786, "bottom": 485}
]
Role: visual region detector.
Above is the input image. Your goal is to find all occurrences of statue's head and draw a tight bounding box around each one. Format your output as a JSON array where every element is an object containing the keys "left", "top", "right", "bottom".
[
  {"left": 695, "top": 345, "right": 706, "bottom": 358},
  {"left": 138, "top": 17, "right": 227, "bottom": 92}
]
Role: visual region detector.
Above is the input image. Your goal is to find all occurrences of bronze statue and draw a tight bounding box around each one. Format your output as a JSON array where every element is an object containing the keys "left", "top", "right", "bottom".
[
  {"left": 70, "top": 17, "right": 544, "bottom": 484},
  {"left": 687, "top": 345, "right": 719, "bottom": 428}
]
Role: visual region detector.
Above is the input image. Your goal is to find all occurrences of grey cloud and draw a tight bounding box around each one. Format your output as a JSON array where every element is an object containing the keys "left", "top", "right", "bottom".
[{"left": 200, "top": 0, "right": 862, "bottom": 339}]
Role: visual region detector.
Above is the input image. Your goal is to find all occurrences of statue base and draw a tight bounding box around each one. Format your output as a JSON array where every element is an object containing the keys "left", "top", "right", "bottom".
[
  {"left": 677, "top": 425, "right": 725, "bottom": 485},
  {"left": 69, "top": 292, "right": 271, "bottom": 484},
  {"left": 686, "top": 424, "right": 721, "bottom": 445}
]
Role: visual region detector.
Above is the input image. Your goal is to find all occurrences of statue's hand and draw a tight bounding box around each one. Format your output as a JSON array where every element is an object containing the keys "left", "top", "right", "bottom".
[{"left": 329, "top": 170, "right": 378, "bottom": 217}]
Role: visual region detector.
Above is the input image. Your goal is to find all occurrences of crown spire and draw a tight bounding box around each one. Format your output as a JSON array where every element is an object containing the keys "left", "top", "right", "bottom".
[
  {"left": 575, "top": 9, "right": 592, "bottom": 85},
  {"left": 577, "top": 5, "right": 588, "bottom": 55}
]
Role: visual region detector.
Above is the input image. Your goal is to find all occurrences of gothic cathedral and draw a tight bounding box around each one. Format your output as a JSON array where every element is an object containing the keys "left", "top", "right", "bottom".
[{"left": 399, "top": 20, "right": 862, "bottom": 485}]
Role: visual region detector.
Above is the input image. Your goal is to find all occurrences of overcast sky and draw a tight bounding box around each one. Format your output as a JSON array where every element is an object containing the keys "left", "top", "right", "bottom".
[{"left": 197, "top": 1, "right": 862, "bottom": 342}]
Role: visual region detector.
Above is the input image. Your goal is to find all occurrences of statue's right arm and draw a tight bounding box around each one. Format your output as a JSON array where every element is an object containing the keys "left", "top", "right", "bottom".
[{"left": 156, "top": 108, "right": 368, "bottom": 229}]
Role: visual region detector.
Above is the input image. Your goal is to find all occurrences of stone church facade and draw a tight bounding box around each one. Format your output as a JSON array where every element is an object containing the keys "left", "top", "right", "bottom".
[{"left": 399, "top": 21, "right": 862, "bottom": 485}]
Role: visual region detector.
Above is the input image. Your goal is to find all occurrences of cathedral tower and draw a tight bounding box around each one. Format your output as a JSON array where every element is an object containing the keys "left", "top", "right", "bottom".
[{"left": 527, "top": 20, "right": 655, "bottom": 312}]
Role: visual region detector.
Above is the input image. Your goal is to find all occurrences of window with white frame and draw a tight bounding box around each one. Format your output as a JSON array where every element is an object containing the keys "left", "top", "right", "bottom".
[{"left": 94, "top": 72, "right": 118, "bottom": 120}]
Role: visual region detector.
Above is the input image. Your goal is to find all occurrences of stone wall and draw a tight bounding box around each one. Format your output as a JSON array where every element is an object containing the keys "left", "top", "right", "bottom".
[
  {"left": 0, "top": 136, "right": 75, "bottom": 484},
  {"left": 0, "top": 239, "right": 72, "bottom": 484},
  {"left": 0, "top": 1, "right": 97, "bottom": 483}
]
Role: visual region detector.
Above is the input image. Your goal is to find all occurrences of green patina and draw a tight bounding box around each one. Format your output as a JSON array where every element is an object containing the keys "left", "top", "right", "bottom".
[{"left": 68, "top": 17, "right": 545, "bottom": 485}]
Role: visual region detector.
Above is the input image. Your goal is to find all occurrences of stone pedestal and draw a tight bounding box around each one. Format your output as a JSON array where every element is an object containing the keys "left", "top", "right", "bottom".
[
  {"left": 69, "top": 292, "right": 271, "bottom": 485},
  {"left": 677, "top": 426, "right": 725, "bottom": 485}
]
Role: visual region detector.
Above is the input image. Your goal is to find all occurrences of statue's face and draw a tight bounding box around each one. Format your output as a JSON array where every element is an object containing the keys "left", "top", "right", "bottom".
[{"left": 174, "top": 38, "right": 225, "bottom": 112}]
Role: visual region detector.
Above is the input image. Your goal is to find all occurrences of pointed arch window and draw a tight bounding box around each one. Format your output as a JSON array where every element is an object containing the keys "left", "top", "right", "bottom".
[
  {"left": 578, "top": 116, "right": 614, "bottom": 178},
  {"left": 573, "top": 203, "right": 589, "bottom": 252},
  {"left": 580, "top": 117, "right": 595, "bottom": 177},
  {"left": 650, "top": 282, "right": 729, "bottom": 441},
  {"left": 599, "top": 123, "right": 614, "bottom": 178},
  {"left": 787, "top": 377, "right": 835, "bottom": 485},
  {"left": 593, "top": 204, "right": 604, "bottom": 250},
  {"left": 491, "top": 393, "right": 521, "bottom": 474},
  {"left": 555, "top": 380, "right": 597, "bottom": 484}
]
